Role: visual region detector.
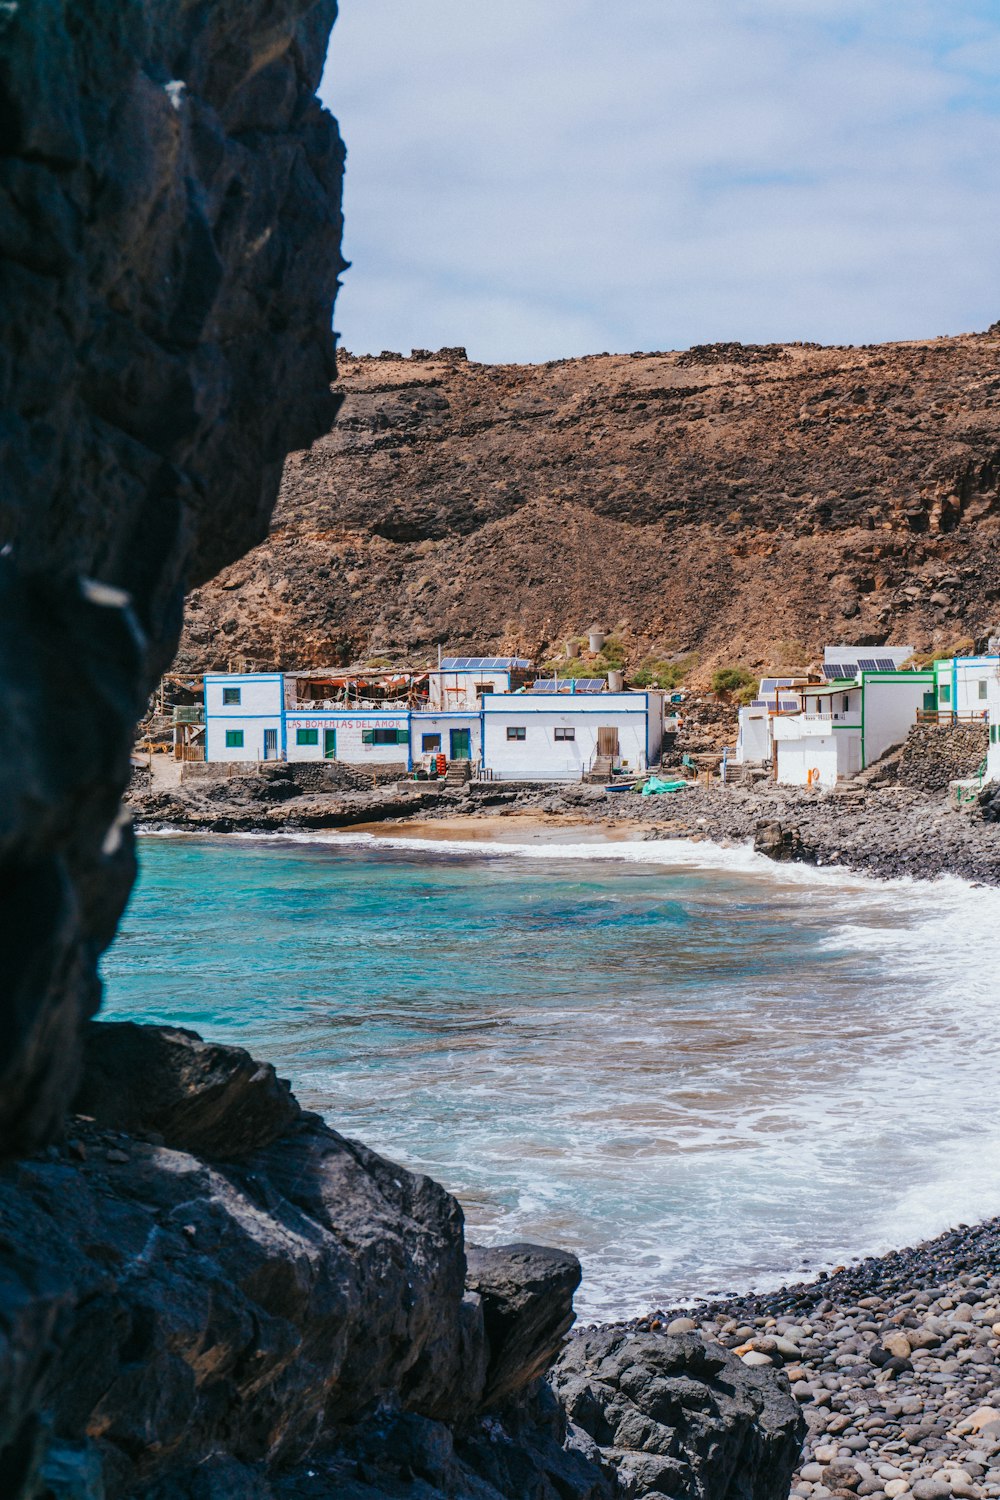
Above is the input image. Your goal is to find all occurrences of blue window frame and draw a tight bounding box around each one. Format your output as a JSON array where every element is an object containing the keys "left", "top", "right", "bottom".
[{"left": 222, "top": 686, "right": 241, "bottom": 705}]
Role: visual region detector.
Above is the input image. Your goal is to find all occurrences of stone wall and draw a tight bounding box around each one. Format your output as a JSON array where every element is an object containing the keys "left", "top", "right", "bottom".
[{"left": 894, "top": 722, "right": 989, "bottom": 793}]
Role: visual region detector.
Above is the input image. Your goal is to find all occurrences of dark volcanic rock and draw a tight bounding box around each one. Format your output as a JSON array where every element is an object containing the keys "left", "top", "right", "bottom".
[
  {"left": 0, "top": 1025, "right": 622, "bottom": 1500},
  {"left": 74, "top": 1021, "right": 302, "bottom": 1157},
  {"left": 551, "top": 1328, "right": 806, "bottom": 1500},
  {"left": 0, "top": 0, "right": 344, "bottom": 1155},
  {"left": 466, "top": 1242, "right": 582, "bottom": 1408}
]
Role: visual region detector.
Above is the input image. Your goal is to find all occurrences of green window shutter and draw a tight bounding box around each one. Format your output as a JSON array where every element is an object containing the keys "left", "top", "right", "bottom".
[
  {"left": 225, "top": 730, "right": 244, "bottom": 748},
  {"left": 362, "top": 729, "right": 375, "bottom": 744},
  {"left": 396, "top": 728, "right": 410, "bottom": 744},
  {"left": 296, "top": 728, "right": 318, "bottom": 746}
]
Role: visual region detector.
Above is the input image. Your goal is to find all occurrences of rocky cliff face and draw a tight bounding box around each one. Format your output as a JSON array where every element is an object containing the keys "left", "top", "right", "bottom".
[
  {"left": 179, "top": 337, "right": 1000, "bottom": 676},
  {"left": 0, "top": 0, "right": 344, "bottom": 1153}
]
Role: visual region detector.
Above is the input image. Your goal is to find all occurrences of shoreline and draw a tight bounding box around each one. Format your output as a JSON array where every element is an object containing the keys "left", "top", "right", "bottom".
[{"left": 126, "top": 764, "right": 1000, "bottom": 887}]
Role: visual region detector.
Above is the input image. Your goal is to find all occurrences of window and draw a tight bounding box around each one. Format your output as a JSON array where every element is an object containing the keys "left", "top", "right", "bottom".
[
  {"left": 422, "top": 734, "right": 442, "bottom": 752},
  {"left": 222, "top": 686, "right": 241, "bottom": 705},
  {"left": 554, "top": 726, "right": 575, "bottom": 741},
  {"left": 363, "top": 728, "right": 410, "bottom": 745},
  {"left": 477, "top": 683, "right": 494, "bottom": 695},
  {"left": 506, "top": 726, "right": 526, "bottom": 741},
  {"left": 296, "top": 728, "right": 318, "bottom": 746},
  {"left": 940, "top": 684, "right": 951, "bottom": 705},
  {"left": 225, "top": 730, "right": 244, "bottom": 748},
  {"left": 979, "top": 680, "right": 988, "bottom": 701},
  {"left": 842, "top": 695, "right": 850, "bottom": 714},
  {"left": 992, "top": 725, "right": 998, "bottom": 744}
]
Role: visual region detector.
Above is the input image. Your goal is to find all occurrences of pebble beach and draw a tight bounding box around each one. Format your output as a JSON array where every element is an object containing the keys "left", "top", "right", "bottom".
[{"left": 615, "top": 1220, "right": 1000, "bottom": 1500}]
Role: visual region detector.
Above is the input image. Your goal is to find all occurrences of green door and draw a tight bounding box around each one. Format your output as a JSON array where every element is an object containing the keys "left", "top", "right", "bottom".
[
  {"left": 449, "top": 728, "right": 471, "bottom": 760},
  {"left": 323, "top": 728, "right": 337, "bottom": 760}
]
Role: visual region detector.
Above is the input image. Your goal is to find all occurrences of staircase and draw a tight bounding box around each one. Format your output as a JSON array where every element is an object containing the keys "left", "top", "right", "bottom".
[
  {"left": 444, "top": 759, "right": 473, "bottom": 787},
  {"left": 583, "top": 754, "right": 613, "bottom": 784}
]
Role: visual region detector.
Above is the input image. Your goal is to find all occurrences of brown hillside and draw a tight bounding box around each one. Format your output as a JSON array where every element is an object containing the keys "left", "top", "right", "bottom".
[{"left": 178, "top": 335, "right": 1000, "bottom": 680}]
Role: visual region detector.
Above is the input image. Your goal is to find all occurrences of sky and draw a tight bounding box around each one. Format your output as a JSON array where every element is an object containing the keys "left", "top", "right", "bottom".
[{"left": 320, "top": 1, "right": 1000, "bottom": 364}]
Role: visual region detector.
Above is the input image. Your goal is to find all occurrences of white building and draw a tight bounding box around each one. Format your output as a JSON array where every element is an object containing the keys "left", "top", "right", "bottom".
[
  {"left": 480, "top": 690, "right": 664, "bottom": 781},
  {"left": 734, "top": 679, "right": 803, "bottom": 766},
  {"left": 201, "top": 671, "right": 664, "bottom": 781},
  {"left": 773, "top": 666, "right": 932, "bottom": 787},
  {"left": 932, "top": 656, "right": 1000, "bottom": 720},
  {"left": 203, "top": 673, "right": 284, "bottom": 762},
  {"left": 987, "top": 676, "right": 1000, "bottom": 783},
  {"left": 426, "top": 657, "right": 532, "bottom": 711}
]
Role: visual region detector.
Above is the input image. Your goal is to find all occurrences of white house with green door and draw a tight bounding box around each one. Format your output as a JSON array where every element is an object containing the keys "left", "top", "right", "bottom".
[{"left": 772, "top": 666, "right": 933, "bottom": 787}]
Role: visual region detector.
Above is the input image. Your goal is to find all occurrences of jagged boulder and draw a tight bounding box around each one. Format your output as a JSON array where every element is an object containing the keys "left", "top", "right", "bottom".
[
  {"left": 466, "top": 1242, "right": 582, "bottom": 1408},
  {"left": 550, "top": 1328, "right": 806, "bottom": 1500},
  {"left": 74, "top": 1021, "right": 302, "bottom": 1157}
]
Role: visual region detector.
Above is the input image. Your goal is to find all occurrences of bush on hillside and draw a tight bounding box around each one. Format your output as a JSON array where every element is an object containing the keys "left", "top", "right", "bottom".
[{"left": 711, "top": 665, "right": 756, "bottom": 696}]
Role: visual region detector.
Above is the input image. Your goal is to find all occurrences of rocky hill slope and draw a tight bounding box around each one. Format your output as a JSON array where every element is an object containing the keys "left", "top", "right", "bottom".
[{"left": 179, "top": 334, "right": 1000, "bottom": 678}]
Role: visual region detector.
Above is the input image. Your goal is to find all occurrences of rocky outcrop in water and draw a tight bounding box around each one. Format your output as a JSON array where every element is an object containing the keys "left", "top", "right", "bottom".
[{"left": 0, "top": 0, "right": 344, "bottom": 1156}]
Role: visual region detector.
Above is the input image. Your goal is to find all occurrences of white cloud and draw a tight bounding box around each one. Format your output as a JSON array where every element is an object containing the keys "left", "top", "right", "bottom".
[{"left": 321, "top": 0, "right": 1000, "bottom": 361}]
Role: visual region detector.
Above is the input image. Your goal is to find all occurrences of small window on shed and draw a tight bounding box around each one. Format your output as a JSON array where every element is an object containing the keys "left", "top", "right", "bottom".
[
  {"left": 940, "top": 684, "right": 951, "bottom": 705},
  {"left": 422, "top": 734, "right": 441, "bottom": 752},
  {"left": 842, "top": 695, "right": 850, "bottom": 714},
  {"left": 225, "top": 730, "right": 244, "bottom": 748},
  {"left": 477, "top": 683, "right": 494, "bottom": 695},
  {"left": 506, "top": 726, "right": 526, "bottom": 741},
  {"left": 296, "top": 728, "right": 318, "bottom": 746},
  {"left": 222, "top": 686, "right": 241, "bottom": 705},
  {"left": 554, "top": 726, "right": 575, "bottom": 741},
  {"left": 979, "top": 680, "right": 988, "bottom": 700}
]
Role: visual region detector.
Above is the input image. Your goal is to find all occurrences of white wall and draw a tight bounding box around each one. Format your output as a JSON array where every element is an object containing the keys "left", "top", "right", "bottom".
[
  {"left": 736, "top": 708, "right": 771, "bottom": 764},
  {"left": 204, "top": 674, "right": 284, "bottom": 762},
  {"left": 284, "top": 713, "right": 410, "bottom": 765},
  {"left": 411, "top": 713, "right": 482, "bottom": 763},
  {"left": 427, "top": 669, "right": 510, "bottom": 710},
  {"left": 775, "top": 734, "right": 841, "bottom": 788},
  {"left": 481, "top": 694, "right": 654, "bottom": 780},
  {"left": 862, "top": 676, "right": 932, "bottom": 764},
  {"left": 937, "top": 658, "right": 1000, "bottom": 717}
]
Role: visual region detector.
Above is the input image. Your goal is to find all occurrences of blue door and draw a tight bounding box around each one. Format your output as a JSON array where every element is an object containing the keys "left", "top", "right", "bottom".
[{"left": 263, "top": 728, "right": 278, "bottom": 760}]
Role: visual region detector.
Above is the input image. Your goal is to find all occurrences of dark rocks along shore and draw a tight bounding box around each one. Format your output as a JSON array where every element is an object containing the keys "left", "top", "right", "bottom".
[{"left": 127, "top": 765, "right": 1000, "bottom": 887}]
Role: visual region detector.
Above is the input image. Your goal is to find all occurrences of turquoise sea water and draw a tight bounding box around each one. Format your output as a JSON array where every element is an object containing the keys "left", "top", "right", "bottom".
[{"left": 101, "top": 829, "right": 1000, "bottom": 1320}]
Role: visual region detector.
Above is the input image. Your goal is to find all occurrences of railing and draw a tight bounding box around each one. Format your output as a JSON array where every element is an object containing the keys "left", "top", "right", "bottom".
[
  {"left": 172, "top": 705, "right": 204, "bottom": 724},
  {"left": 915, "top": 709, "right": 989, "bottom": 725}
]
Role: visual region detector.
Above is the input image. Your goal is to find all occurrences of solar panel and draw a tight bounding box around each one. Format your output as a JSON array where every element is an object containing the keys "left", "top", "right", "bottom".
[
  {"left": 779, "top": 699, "right": 799, "bottom": 710},
  {"left": 573, "top": 678, "right": 606, "bottom": 693},
  {"left": 822, "top": 662, "right": 846, "bottom": 679},
  {"left": 857, "top": 657, "right": 880, "bottom": 673},
  {"left": 875, "top": 658, "right": 897, "bottom": 672},
  {"left": 439, "top": 656, "right": 530, "bottom": 671},
  {"left": 530, "top": 679, "right": 557, "bottom": 691}
]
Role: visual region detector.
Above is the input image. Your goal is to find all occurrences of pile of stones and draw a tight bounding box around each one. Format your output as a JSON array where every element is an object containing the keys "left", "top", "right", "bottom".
[{"left": 624, "top": 1222, "right": 1000, "bottom": 1500}]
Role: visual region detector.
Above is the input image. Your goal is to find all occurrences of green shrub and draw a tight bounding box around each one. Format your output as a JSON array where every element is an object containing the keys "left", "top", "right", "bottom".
[
  {"left": 631, "top": 656, "right": 692, "bottom": 690},
  {"left": 711, "top": 665, "right": 756, "bottom": 696}
]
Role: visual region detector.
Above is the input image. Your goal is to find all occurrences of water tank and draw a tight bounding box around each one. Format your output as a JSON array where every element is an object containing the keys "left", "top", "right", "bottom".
[
  {"left": 607, "top": 669, "right": 624, "bottom": 692},
  {"left": 588, "top": 627, "right": 606, "bottom": 653},
  {"left": 565, "top": 639, "right": 580, "bottom": 659}
]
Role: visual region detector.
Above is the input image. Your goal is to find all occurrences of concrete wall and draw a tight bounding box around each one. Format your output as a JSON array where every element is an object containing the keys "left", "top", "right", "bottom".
[
  {"left": 862, "top": 675, "right": 932, "bottom": 765},
  {"left": 775, "top": 734, "right": 841, "bottom": 788}
]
